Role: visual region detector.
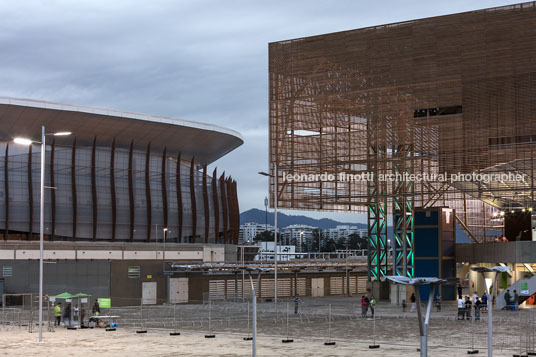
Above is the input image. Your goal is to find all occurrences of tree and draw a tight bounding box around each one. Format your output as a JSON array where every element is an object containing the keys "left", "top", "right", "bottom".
[
  {"left": 254, "top": 230, "right": 274, "bottom": 242},
  {"left": 311, "top": 229, "right": 322, "bottom": 252},
  {"left": 347, "top": 233, "right": 368, "bottom": 250},
  {"left": 323, "top": 238, "right": 337, "bottom": 252}
]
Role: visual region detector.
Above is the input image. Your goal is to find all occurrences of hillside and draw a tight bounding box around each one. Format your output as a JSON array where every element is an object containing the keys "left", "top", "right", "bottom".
[{"left": 240, "top": 208, "right": 367, "bottom": 230}]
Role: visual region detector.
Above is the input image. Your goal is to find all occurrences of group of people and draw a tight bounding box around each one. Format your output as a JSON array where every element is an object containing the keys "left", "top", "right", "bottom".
[
  {"left": 360, "top": 295, "right": 376, "bottom": 318},
  {"left": 503, "top": 289, "right": 519, "bottom": 310},
  {"left": 54, "top": 301, "right": 100, "bottom": 327},
  {"left": 457, "top": 292, "right": 488, "bottom": 320}
]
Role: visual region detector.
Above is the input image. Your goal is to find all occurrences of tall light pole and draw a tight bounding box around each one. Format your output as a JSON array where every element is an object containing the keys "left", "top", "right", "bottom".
[
  {"left": 386, "top": 276, "right": 456, "bottom": 357},
  {"left": 264, "top": 196, "right": 268, "bottom": 232},
  {"left": 14, "top": 127, "right": 71, "bottom": 342},
  {"left": 258, "top": 163, "right": 278, "bottom": 306},
  {"left": 163, "top": 228, "right": 168, "bottom": 261},
  {"left": 471, "top": 265, "right": 510, "bottom": 357}
]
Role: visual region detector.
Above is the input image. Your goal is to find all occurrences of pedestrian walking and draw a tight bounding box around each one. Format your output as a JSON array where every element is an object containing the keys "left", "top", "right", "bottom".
[
  {"left": 457, "top": 296, "right": 465, "bottom": 320},
  {"left": 293, "top": 296, "right": 300, "bottom": 314},
  {"left": 465, "top": 296, "right": 472, "bottom": 320},
  {"left": 474, "top": 298, "right": 481, "bottom": 320},
  {"left": 513, "top": 290, "right": 519, "bottom": 311},
  {"left": 361, "top": 296, "right": 367, "bottom": 318},
  {"left": 402, "top": 299, "right": 407, "bottom": 312},
  {"left": 504, "top": 289, "right": 511, "bottom": 310},
  {"left": 410, "top": 293, "right": 416, "bottom": 312},
  {"left": 370, "top": 296, "right": 376, "bottom": 317},
  {"left": 472, "top": 292, "right": 478, "bottom": 304},
  {"left": 435, "top": 294, "right": 441, "bottom": 312},
  {"left": 54, "top": 303, "right": 62, "bottom": 326},
  {"left": 481, "top": 292, "right": 488, "bottom": 311},
  {"left": 63, "top": 303, "right": 72, "bottom": 327}
]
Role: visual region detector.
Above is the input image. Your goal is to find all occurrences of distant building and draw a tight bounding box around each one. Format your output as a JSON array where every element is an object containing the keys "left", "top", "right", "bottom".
[
  {"left": 323, "top": 225, "right": 367, "bottom": 242},
  {"left": 239, "top": 222, "right": 274, "bottom": 244},
  {"left": 280, "top": 224, "right": 317, "bottom": 252},
  {"left": 255, "top": 242, "right": 296, "bottom": 261}
]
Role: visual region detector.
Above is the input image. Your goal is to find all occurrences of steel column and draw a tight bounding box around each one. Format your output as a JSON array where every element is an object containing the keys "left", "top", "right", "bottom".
[
  {"left": 145, "top": 143, "right": 152, "bottom": 242},
  {"left": 50, "top": 139, "right": 56, "bottom": 241},
  {"left": 212, "top": 168, "right": 219, "bottom": 243},
  {"left": 189, "top": 157, "right": 197, "bottom": 242},
  {"left": 220, "top": 174, "right": 228, "bottom": 243},
  {"left": 161, "top": 148, "right": 168, "bottom": 232},
  {"left": 128, "top": 140, "right": 135, "bottom": 241},
  {"left": 4, "top": 144, "right": 8, "bottom": 240},
  {"left": 71, "top": 138, "right": 77, "bottom": 240},
  {"left": 110, "top": 138, "right": 117, "bottom": 241},
  {"left": 91, "top": 137, "right": 97, "bottom": 241},
  {"left": 28, "top": 145, "right": 33, "bottom": 240},
  {"left": 202, "top": 164, "right": 209, "bottom": 243},
  {"left": 176, "top": 153, "right": 183, "bottom": 243}
]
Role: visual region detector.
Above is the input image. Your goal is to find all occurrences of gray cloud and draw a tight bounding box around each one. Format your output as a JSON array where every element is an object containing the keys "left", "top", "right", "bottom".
[{"left": 0, "top": 0, "right": 521, "bottom": 223}]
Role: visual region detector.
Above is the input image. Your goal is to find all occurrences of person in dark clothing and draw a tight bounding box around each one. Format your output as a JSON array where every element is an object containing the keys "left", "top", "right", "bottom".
[
  {"left": 474, "top": 298, "right": 482, "bottom": 320},
  {"left": 364, "top": 296, "right": 370, "bottom": 317},
  {"left": 92, "top": 301, "right": 100, "bottom": 315},
  {"left": 504, "top": 289, "right": 511, "bottom": 310},
  {"left": 63, "top": 303, "right": 72, "bottom": 327},
  {"left": 410, "top": 293, "right": 416, "bottom": 312},
  {"left": 435, "top": 294, "right": 441, "bottom": 312},
  {"left": 293, "top": 296, "right": 300, "bottom": 314},
  {"left": 361, "top": 296, "right": 367, "bottom": 318},
  {"left": 513, "top": 290, "right": 519, "bottom": 311},
  {"left": 464, "top": 296, "right": 472, "bottom": 320},
  {"left": 457, "top": 285, "right": 463, "bottom": 299}
]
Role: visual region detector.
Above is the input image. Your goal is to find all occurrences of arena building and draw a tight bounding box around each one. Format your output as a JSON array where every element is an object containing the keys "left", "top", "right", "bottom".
[
  {"left": 268, "top": 2, "right": 536, "bottom": 302},
  {"left": 0, "top": 97, "right": 243, "bottom": 304}
]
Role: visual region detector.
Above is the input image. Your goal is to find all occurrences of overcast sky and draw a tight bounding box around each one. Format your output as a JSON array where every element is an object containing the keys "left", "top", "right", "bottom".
[{"left": 0, "top": 0, "right": 522, "bottom": 223}]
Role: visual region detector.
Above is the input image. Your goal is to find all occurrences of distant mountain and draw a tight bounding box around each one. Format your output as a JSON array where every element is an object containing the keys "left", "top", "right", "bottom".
[{"left": 240, "top": 208, "right": 368, "bottom": 230}]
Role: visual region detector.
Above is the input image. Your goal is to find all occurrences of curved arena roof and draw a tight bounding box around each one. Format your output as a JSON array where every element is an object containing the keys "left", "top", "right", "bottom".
[{"left": 0, "top": 97, "right": 243, "bottom": 164}]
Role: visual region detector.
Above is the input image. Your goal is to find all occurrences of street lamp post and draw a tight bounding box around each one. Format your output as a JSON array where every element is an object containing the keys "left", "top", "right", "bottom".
[
  {"left": 163, "top": 228, "right": 168, "bottom": 261},
  {"left": 264, "top": 196, "right": 268, "bottom": 232},
  {"left": 470, "top": 265, "right": 510, "bottom": 357},
  {"left": 386, "top": 276, "right": 457, "bottom": 357},
  {"left": 258, "top": 163, "right": 278, "bottom": 307},
  {"left": 14, "top": 126, "right": 71, "bottom": 343}
]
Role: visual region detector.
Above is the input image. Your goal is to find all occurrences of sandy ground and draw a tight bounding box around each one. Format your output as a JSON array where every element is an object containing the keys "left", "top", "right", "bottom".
[
  {"left": 0, "top": 297, "right": 532, "bottom": 356},
  {"left": 0, "top": 328, "right": 517, "bottom": 357}
]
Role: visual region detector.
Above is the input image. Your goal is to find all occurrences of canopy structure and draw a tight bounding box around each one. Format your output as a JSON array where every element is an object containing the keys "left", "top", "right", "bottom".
[
  {"left": 53, "top": 292, "right": 72, "bottom": 299},
  {"left": 72, "top": 293, "right": 90, "bottom": 298}
]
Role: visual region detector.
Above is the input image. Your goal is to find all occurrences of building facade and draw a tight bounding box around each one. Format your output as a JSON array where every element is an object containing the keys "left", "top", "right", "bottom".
[
  {"left": 0, "top": 98, "right": 242, "bottom": 244},
  {"left": 269, "top": 2, "right": 536, "bottom": 279},
  {"left": 238, "top": 222, "right": 274, "bottom": 244}
]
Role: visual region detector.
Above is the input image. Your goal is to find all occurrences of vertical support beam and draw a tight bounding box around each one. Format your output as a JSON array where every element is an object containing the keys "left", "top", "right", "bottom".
[
  {"left": 393, "top": 143, "right": 414, "bottom": 278},
  {"left": 128, "top": 140, "right": 135, "bottom": 242},
  {"left": 28, "top": 145, "right": 33, "bottom": 240},
  {"left": 91, "top": 137, "right": 97, "bottom": 241},
  {"left": 367, "top": 119, "right": 388, "bottom": 281},
  {"left": 4, "top": 143, "right": 8, "bottom": 240},
  {"left": 161, "top": 147, "right": 168, "bottom": 231},
  {"left": 212, "top": 168, "right": 219, "bottom": 243},
  {"left": 176, "top": 153, "right": 183, "bottom": 243},
  {"left": 110, "top": 138, "right": 117, "bottom": 241},
  {"left": 50, "top": 139, "right": 56, "bottom": 241},
  {"left": 145, "top": 143, "right": 152, "bottom": 242},
  {"left": 202, "top": 164, "right": 209, "bottom": 243},
  {"left": 231, "top": 180, "right": 239, "bottom": 244},
  {"left": 189, "top": 157, "right": 197, "bottom": 242},
  {"left": 220, "top": 173, "right": 228, "bottom": 244},
  {"left": 71, "top": 138, "right": 77, "bottom": 241}
]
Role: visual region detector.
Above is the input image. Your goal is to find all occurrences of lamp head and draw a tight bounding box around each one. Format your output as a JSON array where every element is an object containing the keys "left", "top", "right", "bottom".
[{"left": 13, "top": 137, "right": 33, "bottom": 145}]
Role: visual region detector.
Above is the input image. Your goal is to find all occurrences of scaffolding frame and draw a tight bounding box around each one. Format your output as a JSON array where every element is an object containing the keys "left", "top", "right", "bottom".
[{"left": 269, "top": 2, "right": 536, "bottom": 279}]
